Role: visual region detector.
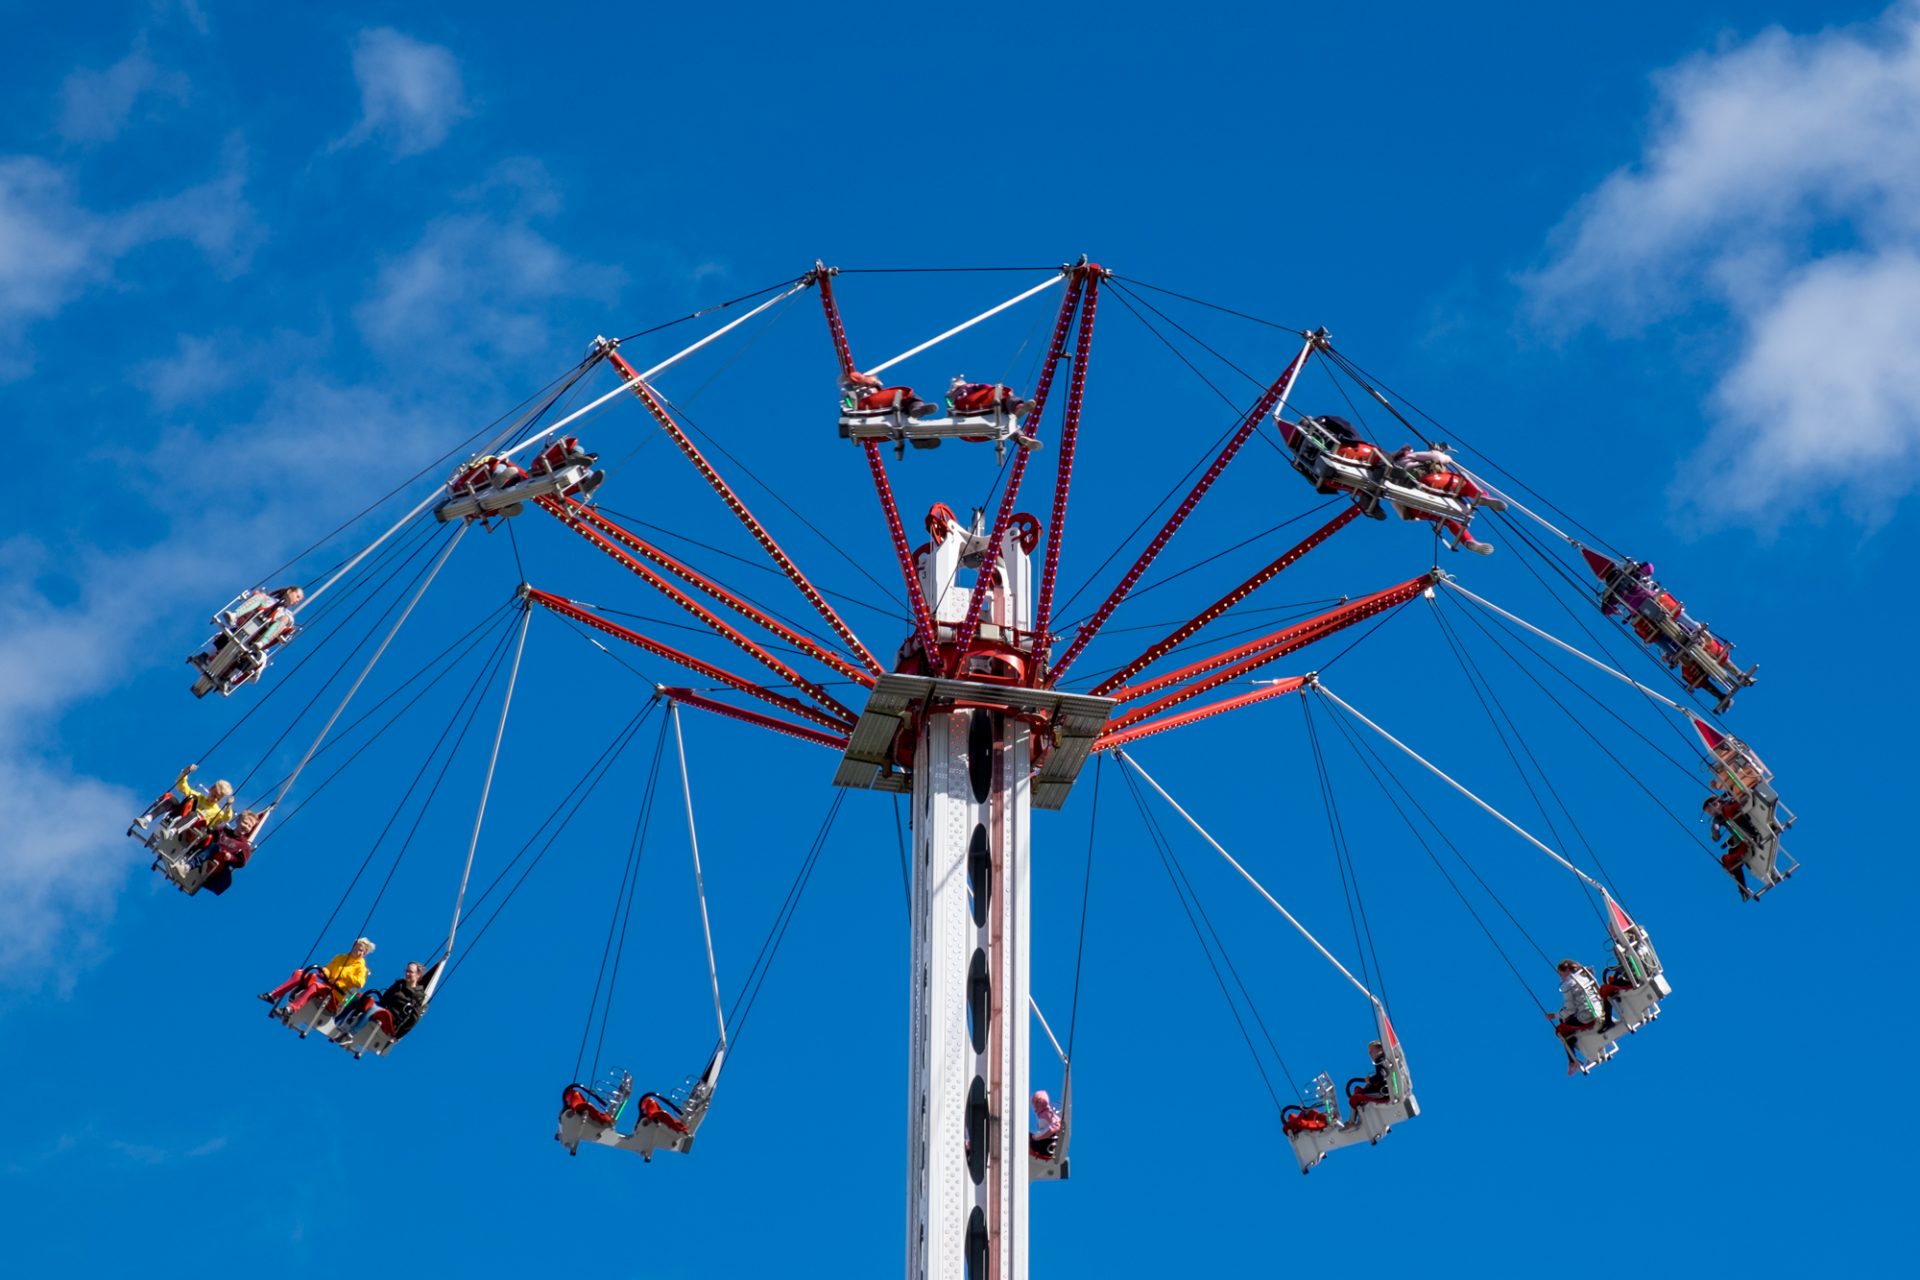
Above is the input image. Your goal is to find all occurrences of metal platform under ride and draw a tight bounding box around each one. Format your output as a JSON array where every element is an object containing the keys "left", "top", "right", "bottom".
[{"left": 832, "top": 673, "right": 1114, "bottom": 810}]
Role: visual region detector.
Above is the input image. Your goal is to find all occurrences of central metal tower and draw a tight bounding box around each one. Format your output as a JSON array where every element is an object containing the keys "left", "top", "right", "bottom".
[{"left": 906, "top": 513, "right": 1033, "bottom": 1280}]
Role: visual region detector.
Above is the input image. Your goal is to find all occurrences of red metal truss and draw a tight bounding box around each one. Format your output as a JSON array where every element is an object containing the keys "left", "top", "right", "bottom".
[
  {"left": 866, "top": 442, "right": 943, "bottom": 665},
  {"left": 1030, "top": 267, "right": 1101, "bottom": 656},
  {"left": 1089, "top": 505, "right": 1361, "bottom": 697},
  {"left": 1092, "top": 677, "right": 1307, "bottom": 751},
  {"left": 602, "top": 347, "right": 883, "bottom": 676},
  {"left": 815, "top": 268, "right": 943, "bottom": 666},
  {"left": 533, "top": 501, "right": 857, "bottom": 722},
  {"left": 528, "top": 589, "right": 853, "bottom": 733},
  {"left": 543, "top": 495, "right": 875, "bottom": 689},
  {"left": 946, "top": 269, "right": 1088, "bottom": 675},
  {"left": 814, "top": 264, "right": 858, "bottom": 379},
  {"left": 1102, "top": 574, "right": 1433, "bottom": 733},
  {"left": 1047, "top": 339, "right": 1316, "bottom": 685},
  {"left": 658, "top": 687, "right": 849, "bottom": 751}
]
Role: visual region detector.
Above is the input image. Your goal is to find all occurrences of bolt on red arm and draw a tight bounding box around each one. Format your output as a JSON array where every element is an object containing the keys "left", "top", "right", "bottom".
[
  {"left": 602, "top": 344, "right": 883, "bottom": 677},
  {"left": 1048, "top": 335, "right": 1317, "bottom": 686},
  {"left": 533, "top": 502, "right": 857, "bottom": 723},
  {"left": 1089, "top": 505, "right": 1360, "bottom": 697},
  {"left": 657, "top": 687, "right": 849, "bottom": 751},
  {"left": 944, "top": 267, "right": 1089, "bottom": 676},
  {"left": 815, "top": 264, "right": 943, "bottom": 667},
  {"left": 525, "top": 588, "right": 853, "bottom": 733},
  {"left": 541, "top": 495, "right": 875, "bottom": 688}
]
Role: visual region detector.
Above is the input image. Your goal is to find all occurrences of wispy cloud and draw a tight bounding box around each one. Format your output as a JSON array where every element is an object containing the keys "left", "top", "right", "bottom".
[
  {"left": 0, "top": 148, "right": 257, "bottom": 378},
  {"left": 1523, "top": 1, "right": 1920, "bottom": 526},
  {"left": 336, "top": 28, "right": 469, "bottom": 158},
  {"left": 355, "top": 161, "right": 618, "bottom": 366},
  {"left": 57, "top": 47, "right": 189, "bottom": 144}
]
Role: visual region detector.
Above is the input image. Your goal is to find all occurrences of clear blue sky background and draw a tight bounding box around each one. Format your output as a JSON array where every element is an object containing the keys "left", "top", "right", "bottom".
[{"left": 3, "top": 3, "right": 1910, "bottom": 1276}]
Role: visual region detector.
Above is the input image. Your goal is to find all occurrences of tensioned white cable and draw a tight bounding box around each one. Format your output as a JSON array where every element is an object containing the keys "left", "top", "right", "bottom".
[
  {"left": 1440, "top": 577, "right": 1685, "bottom": 714},
  {"left": 1489, "top": 489, "right": 1576, "bottom": 545},
  {"left": 297, "top": 490, "right": 449, "bottom": 614},
  {"left": 426, "top": 600, "right": 532, "bottom": 1004},
  {"left": 1114, "top": 749, "right": 1382, "bottom": 1009},
  {"left": 265, "top": 522, "right": 469, "bottom": 819},
  {"left": 500, "top": 279, "right": 813, "bottom": 463},
  {"left": 1312, "top": 682, "right": 1609, "bottom": 896},
  {"left": 863, "top": 274, "right": 1066, "bottom": 378},
  {"left": 673, "top": 703, "right": 728, "bottom": 1048},
  {"left": 300, "top": 283, "right": 811, "bottom": 614},
  {"left": 1029, "top": 995, "right": 1068, "bottom": 1065}
]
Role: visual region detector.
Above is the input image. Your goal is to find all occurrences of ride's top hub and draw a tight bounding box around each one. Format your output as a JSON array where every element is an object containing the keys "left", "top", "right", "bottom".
[{"left": 832, "top": 677, "right": 1114, "bottom": 810}]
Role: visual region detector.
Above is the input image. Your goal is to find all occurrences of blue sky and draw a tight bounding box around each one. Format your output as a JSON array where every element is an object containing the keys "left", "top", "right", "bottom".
[{"left": 3, "top": 2, "right": 1912, "bottom": 1275}]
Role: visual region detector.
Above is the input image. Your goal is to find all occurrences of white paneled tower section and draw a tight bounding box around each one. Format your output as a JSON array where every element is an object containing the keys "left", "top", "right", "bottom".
[{"left": 906, "top": 514, "right": 1033, "bottom": 1280}]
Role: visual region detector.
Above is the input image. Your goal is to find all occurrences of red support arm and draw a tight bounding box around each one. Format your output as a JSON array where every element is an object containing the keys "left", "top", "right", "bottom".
[
  {"left": 659, "top": 687, "right": 849, "bottom": 751},
  {"left": 815, "top": 267, "right": 943, "bottom": 668},
  {"left": 814, "top": 263, "right": 858, "bottom": 379},
  {"left": 865, "top": 441, "right": 942, "bottom": 669},
  {"left": 533, "top": 501, "right": 857, "bottom": 722},
  {"left": 544, "top": 495, "right": 874, "bottom": 689},
  {"left": 1102, "top": 575, "right": 1432, "bottom": 732},
  {"left": 528, "top": 589, "right": 853, "bottom": 733},
  {"left": 1030, "top": 268, "right": 1101, "bottom": 657},
  {"left": 1089, "top": 505, "right": 1360, "bottom": 697},
  {"left": 1047, "top": 336, "right": 1317, "bottom": 685},
  {"left": 602, "top": 347, "right": 883, "bottom": 676},
  {"left": 946, "top": 268, "right": 1087, "bottom": 675},
  {"left": 1093, "top": 677, "right": 1307, "bottom": 751}
]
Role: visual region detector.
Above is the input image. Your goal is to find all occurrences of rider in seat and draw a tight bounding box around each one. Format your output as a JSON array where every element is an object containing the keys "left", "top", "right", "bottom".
[
  {"left": 947, "top": 376, "right": 1032, "bottom": 420},
  {"left": 526, "top": 436, "right": 606, "bottom": 497},
  {"left": 1388, "top": 445, "right": 1498, "bottom": 555},
  {"left": 129, "top": 763, "right": 232, "bottom": 841},
  {"left": 1029, "top": 1089, "right": 1062, "bottom": 1159},
  {"left": 1548, "top": 958, "right": 1604, "bottom": 1074},
  {"left": 258, "top": 937, "right": 373, "bottom": 1021},
  {"left": 842, "top": 369, "right": 936, "bottom": 419},
  {"left": 192, "top": 586, "right": 303, "bottom": 695},
  {"left": 333, "top": 960, "right": 429, "bottom": 1044},
  {"left": 190, "top": 809, "right": 263, "bottom": 895},
  {"left": 1344, "top": 1039, "right": 1391, "bottom": 1125}
]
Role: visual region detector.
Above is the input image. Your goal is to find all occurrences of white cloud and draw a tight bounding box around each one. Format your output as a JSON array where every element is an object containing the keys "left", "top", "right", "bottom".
[
  {"left": 57, "top": 48, "right": 189, "bottom": 143},
  {"left": 0, "top": 151, "right": 256, "bottom": 378},
  {"left": 337, "top": 28, "right": 469, "bottom": 157},
  {"left": 1524, "top": 1, "right": 1920, "bottom": 525},
  {"left": 355, "top": 167, "right": 618, "bottom": 365}
]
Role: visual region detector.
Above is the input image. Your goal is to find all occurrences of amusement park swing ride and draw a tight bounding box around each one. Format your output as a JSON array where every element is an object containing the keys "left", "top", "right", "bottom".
[{"left": 129, "top": 259, "right": 1796, "bottom": 1280}]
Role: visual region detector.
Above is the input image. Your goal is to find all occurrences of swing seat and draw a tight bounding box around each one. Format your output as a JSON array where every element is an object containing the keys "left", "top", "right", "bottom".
[
  {"left": 151, "top": 843, "right": 217, "bottom": 897},
  {"left": 1278, "top": 415, "right": 1480, "bottom": 527},
  {"left": 435, "top": 451, "right": 604, "bottom": 523},
  {"left": 329, "top": 1013, "right": 399, "bottom": 1059},
  {"left": 1284, "top": 1060, "right": 1420, "bottom": 1173},
  {"left": 840, "top": 404, "right": 1041, "bottom": 459},
  {"left": 188, "top": 593, "right": 295, "bottom": 697},
  {"left": 274, "top": 995, "right": 342, "bottom": 1039},
  {"left": 138, "top": 813, "right": 216, "bottom": 895},
  {"left": 559, "top": 1050, "right": 724, "bottom": 1162},
  {"left": 558, "top": 1073, "right": 633, "bottom": 1155},
  {"left": 1571, "top": 904, "right": 1672, "bottom": 1068}
]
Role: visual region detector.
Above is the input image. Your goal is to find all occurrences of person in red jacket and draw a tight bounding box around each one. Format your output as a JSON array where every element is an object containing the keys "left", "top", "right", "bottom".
[{"left": 842, "top": 369, "right": 935, "bottom": 418}]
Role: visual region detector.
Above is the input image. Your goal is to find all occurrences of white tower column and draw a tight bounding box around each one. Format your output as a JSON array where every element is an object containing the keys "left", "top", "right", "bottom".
[{"left": 906, "top": 515, "right": 1032, "bottom": 1280}]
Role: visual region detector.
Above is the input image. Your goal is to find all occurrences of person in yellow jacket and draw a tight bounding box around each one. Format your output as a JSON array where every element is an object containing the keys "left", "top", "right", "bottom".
[
  {"left": 127, "top": 763, "right": 232, "bottom": 836},
  {"left": 259, "top": 937, "right": 375, "bottom": 1017}
]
